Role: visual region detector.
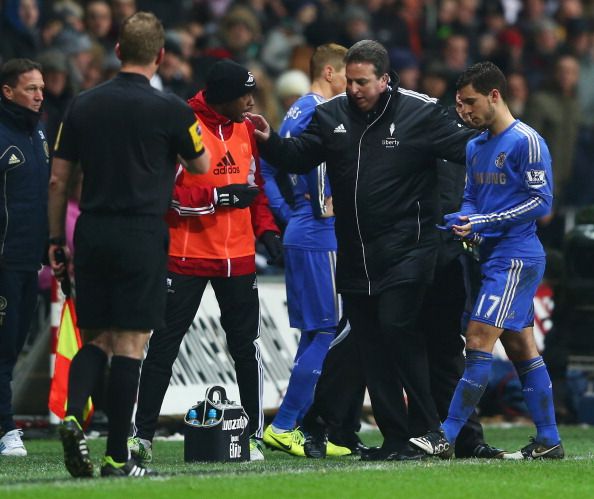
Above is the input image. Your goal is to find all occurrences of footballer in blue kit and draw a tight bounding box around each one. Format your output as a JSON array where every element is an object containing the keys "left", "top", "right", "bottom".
[
  {"left": 410, "top": 61, "right": 563, "bottom": 460},
  {"left": 463, "top": 118, "right": 551, "bottom": 333},
  {"left": 260, "top": 44, "right": 351, "bottom": 456}
]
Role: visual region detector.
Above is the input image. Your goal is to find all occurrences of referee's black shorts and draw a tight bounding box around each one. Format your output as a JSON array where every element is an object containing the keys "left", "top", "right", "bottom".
[{"left": 73, "top": 212, "right": 169, "bottom": 331}]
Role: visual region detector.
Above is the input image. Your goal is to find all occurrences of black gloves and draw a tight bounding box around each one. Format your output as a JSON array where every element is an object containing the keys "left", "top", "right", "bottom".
[
  {"left": 260, "top": 231, "right": 283, "bottom": 266},
  {"left": 215, "top": 183, "right": 259, "bottom": 208}
]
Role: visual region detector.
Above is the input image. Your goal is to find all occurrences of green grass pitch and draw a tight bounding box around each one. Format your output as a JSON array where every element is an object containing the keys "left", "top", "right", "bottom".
[{"left": 2, "top": 425, "right": 593, "bottom": 499}]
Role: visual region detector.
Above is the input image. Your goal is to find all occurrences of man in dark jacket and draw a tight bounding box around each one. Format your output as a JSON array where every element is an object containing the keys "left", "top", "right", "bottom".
[
  {"left": 249, "top": 40, "right": 474, "bottom": 460},
  {"left": 0, "top": 58, "right": 48, "bottom": 457}
]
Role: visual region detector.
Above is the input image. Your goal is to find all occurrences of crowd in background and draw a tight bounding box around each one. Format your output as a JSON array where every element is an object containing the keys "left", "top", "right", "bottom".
[
  {"left": 3, "top": 0, "right": 594, "bottom": 426},
  {"left": 2, "top": 0, "right": 594, "bottom": 225}
]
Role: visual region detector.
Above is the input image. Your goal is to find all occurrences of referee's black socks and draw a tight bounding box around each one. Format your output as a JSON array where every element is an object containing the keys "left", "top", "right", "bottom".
[
  {"left": 66, "top": 343, "right": 108, "bottom": 424},
  {"left": 106, "top": 355, "right": 141, "bottom": 463}
]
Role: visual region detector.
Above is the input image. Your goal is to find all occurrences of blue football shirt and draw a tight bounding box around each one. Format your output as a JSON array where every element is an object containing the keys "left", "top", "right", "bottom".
[
  {"left": 261, "top": 92, "right": 336, "bottom": 251},
  {"left": 461, "top": 120, "right": 553, "bottom": 260}
]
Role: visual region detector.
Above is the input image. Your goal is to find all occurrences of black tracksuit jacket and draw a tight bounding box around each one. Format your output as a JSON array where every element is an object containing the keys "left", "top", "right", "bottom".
[{"left": 260, "top": 80, "right": 475, "bottom": 295}]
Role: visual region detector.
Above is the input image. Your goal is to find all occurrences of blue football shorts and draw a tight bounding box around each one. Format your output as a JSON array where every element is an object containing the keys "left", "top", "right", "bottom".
[
  {"left": 284, "top": 247, "right": 340, "bottom": 332},
  {"left": 471, "top": 256, "right": 545, "bottom": 332}
]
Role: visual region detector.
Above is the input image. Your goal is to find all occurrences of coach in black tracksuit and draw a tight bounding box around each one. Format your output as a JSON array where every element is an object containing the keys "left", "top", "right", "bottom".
[
  {"left": 251, "top": 40, "right": 475, "bottom": 460},
  {"left": 306, "top": 154, "right": 506, "bottom": 460}
]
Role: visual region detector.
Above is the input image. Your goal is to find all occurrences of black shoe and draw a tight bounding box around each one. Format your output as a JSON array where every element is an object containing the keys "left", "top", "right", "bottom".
[
  {"left": 502, "top": 437, "right": 565, "bottom": 460},
  {"left": 100, "top": 456, "right": 157, "bottom": 477},
  {"left": 359, "top": 445, "right": 381, "bottom": 458},
  {"left": 328, "top": 431, "right": 371, "bottom": 456},
  {"left": 456, "top": 442, "right": 506, "bottom": 459},
  {"left": 472, "top": 443, "right": 506, "bottom": 459},
  {"left": 409, "top": 430, "right": 454, "bottom": 459},
  {"left": 361, "top": 444, "right": 426, "bottom": 462},
  {"left": 59, "top": 416, "right": 93, "bottom": 478},
  {"left": 304, "top": 431, "right": 328, "bottom": 459}
]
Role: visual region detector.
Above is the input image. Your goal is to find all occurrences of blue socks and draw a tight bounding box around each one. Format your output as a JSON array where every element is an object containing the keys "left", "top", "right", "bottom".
[
  {"left": 514, "top": 356, "right": 560, "bottom": 446},
  {"left": 442, "top": 350, "right": 493, "bottom": 444},
  {"left": 272, "top": 330, "right": 334, "bottom": 431}
]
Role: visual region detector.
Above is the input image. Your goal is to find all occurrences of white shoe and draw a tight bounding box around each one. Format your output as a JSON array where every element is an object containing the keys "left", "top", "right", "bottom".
[
  {"left": 0, "top": 429, "right": 27, "bottom": 456},
  {"left": 249, "top": 438, "right": 265, "bottom": 461}
]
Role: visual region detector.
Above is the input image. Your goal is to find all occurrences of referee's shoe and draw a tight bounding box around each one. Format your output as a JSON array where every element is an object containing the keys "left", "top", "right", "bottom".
[
  {"left": 59, "top": 416, "right": 93, "bottom": 478},
  {"left": 100, "top": 456, "right": 156, "bottom": 477}
]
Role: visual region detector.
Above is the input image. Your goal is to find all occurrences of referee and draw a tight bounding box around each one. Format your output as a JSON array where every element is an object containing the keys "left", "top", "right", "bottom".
[{"left": 48, "top": 12, "right": 209, "bottom": 478}]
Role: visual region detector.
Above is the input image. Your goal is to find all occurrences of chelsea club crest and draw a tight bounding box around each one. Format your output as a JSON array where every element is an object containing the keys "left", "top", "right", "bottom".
[{"left": 495, "top": 152, "right": 506, "bottom": 168}]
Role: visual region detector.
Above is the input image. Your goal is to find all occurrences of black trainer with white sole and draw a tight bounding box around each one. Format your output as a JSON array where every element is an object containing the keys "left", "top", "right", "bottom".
[{"left": 409, "top": 430, "right": 454, "bottom": 459}]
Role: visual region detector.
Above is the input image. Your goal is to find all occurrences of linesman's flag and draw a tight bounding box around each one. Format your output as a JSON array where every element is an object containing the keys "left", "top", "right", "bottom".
[{"left": 48, "top": 297, "right": 93, "bottom": 427}]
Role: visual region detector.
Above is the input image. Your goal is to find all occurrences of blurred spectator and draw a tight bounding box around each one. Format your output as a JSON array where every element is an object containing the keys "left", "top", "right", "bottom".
[
  {"left": 192, "top": 5, "right": 262, "bottom": 90},
  {"left": 37, "top": 50, "right": 73, "bottom": 149},
  {"left": 260, "top": 18, "right": 306, "bottom": 76},
  {"left": 157, "top": 32, "right": 196, "bottom": 99},
  {"left": 568, "top": 22, "right": 594, "bottom": 207},
  {"left": 78, "top": 44, "right": 107, "bottom": 91},
  {"left": 53, "top": 30, "right": 98, "bottom": 91},
  {"left": 453, "top": 0, "right": 481, "bottom": 58},
  {"left": 52, "top": 0, "right": 85, "bottom": 34},
  {"left": 111, "top": 0, "right": 137, "bottom": 28},
  {"left": 554, "top": 0, "right": 584, "bottom": 31},
  {"left": 397, "top": 0, "right": 428, "bottom": 57},
  {"left": 1, "top": 0, "right": 42, "bottom": 62},
  {"left": 216, "top": 5, "right": 262, "bottom": 64},
  {"left": 434, "top": 0, "right": 459, "bottom": 43},
  {"left": 524, "top": 54, "right": 581, "bottom": 206},
  {"left": 85, "top": 0, "right": 116, "bottom": 54},
  {"left": 275, "top": 68, "right": 310, "bottom": 111},
  {"left": 523, "top": 19, "right": 561, "bottom": 90},
  {"left": 419, "top": 61, "right": 449, "bottom": 100},
  {"left": 337, "top": 5, "right": 374, "bottom": 49},
  {"left": 516, "top": 0, "right": 550, "bottom": 41},
  {"left": 367, "top": 0, "right": 405, "bottom": 51},
  {"left": 440, "top": 34, "right": 470, "bottom": 105},
  {"left": 303, "top": 0, "right": 341, "bottom": 47},
  {"left": 389, "top": 47, "right": 420, "bottom": 90},
  {"left": 506, "top": 71, "right": 529, "bottom": 119},
  {"left": 288, "top": 44, "right": 315, "bottom": 76}
]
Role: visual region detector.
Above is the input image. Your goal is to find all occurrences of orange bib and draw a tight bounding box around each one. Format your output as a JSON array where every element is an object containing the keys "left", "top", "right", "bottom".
[{"left": 168, "top": 122, "right": 256, "bottom": 259}]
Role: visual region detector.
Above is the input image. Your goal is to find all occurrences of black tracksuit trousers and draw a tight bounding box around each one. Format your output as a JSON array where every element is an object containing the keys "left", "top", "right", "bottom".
[
  {"left": 304, "top": 257, "right": 485, "bottom": 454},
  {"left": 134, "top": 272, "right": 263, "bottom": 440}
]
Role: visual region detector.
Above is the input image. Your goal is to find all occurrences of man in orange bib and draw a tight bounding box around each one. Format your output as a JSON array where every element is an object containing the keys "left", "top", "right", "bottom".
[{"left": 129, "top": 60, "right": 282, "bottom": 462}]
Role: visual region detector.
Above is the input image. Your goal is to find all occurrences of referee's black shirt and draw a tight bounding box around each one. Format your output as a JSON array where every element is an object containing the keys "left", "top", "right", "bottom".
[{"left": 54, "top": 72, "right": 203, "bottom": 216}]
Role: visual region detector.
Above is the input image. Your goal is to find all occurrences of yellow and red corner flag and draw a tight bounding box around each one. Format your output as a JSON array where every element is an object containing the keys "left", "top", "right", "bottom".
[{"left": 48, "top": 297, "right": 94, "bottom": 428}]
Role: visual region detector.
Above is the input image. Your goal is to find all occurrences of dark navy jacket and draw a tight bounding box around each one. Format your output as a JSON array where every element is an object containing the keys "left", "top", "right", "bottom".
[{"left": 0, "top": 100, "right": 49, "bottom": 271}]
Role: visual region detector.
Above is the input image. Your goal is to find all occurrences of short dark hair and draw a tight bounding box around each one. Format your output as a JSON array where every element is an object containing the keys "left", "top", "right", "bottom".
[
  {"left": 0, "top": 59, "right": 42, "bottom": 88},
  {"left": 344, "top": 40, "right": 389, "bottom": 78},
  {"left": 456, "top": 61, "right": 508, "bottom": 100},
  {"left": 118, "top": 11, "right": 164, "bottom": 65},
  {"left": 310, "top": 43, "right": 347, "bottom": 81}
]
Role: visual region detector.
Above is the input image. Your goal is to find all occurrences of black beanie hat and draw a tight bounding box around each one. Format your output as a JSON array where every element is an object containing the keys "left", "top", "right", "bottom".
[{"left": 204, "top": 59, "right": 256, "bottom": 104}]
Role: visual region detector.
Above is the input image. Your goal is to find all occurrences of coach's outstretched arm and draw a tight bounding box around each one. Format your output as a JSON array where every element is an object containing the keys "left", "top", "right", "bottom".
[{"left": 247, "top": 112, "right": 325, "bottom": 174}]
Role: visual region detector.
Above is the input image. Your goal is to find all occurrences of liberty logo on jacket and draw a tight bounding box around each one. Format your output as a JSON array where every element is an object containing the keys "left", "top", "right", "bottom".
[{"left": 382, "top": 122, "right": 399, "bottom": 148}]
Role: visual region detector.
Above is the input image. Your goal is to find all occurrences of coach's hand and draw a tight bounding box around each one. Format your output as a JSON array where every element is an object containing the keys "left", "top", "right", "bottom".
[
  {"left": 260, "top": 231, "right": 283, "bottom": 266},
  {"left": 215, "top": 184, "right": 259, "bottom": 208}
]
